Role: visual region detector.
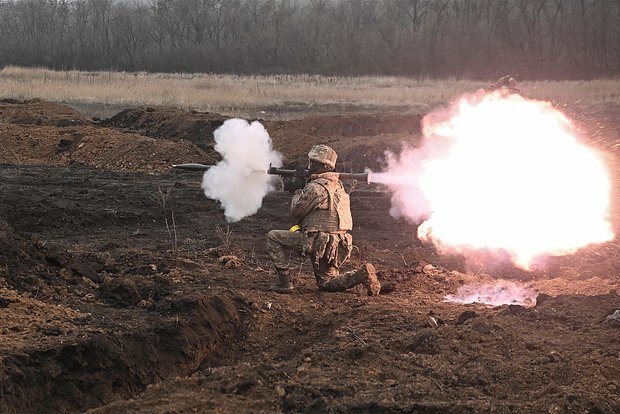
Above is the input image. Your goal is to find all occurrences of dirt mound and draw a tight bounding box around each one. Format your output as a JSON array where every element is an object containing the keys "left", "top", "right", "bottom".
[
  {"left": 90, "top": 289, "right": 620, "bottom": 414},
  {"left": 0, "top": 98, "right": 91, "bottom": 126},
  {"left": 0, "top": 123, "right": 209, "bottom": 173},
  {"left": 0, "top": 100, "right": 212, "bottom": 173},
  {"left": 266, "top": 112, "right": 422, "bottom": 140},
  {"left": 0, "top": 100, "right": 421, "bottom": 174},
  {"left": 0, "top": 218, "right": 245, "bottom": 413},
  {"left": 100, "top": 106, "right": 422, "bottom": 171},
  {"left": 264, "top": 113, "right": 422, "bottom": 170},
  {"left": 0, "top": 220, "right": 99, "bottom": 298},
  {"left": 102, "top": 106, "right": 228, "bottom": 151},
  {"left": 0, "top": 219, "right": 163, "bottom": 308},
  {"left": 51, "top": 125, "right": 211, "bottom": 173},
  {"left": 0, "top": 290, "right": 243, "bottom": 413}
]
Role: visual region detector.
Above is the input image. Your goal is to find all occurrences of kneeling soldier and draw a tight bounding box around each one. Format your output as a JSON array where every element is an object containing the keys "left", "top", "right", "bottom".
[{"left": 267, "top": 144, "right": 381, "bottom": 296}]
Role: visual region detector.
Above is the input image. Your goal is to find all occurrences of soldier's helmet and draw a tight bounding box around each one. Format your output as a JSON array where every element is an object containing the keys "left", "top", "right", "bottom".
[
  {"left": 308, "top": 144, "right": 337, "bottom": 169},
  {"left": 507, "top": 77, "right": 519, "bottom": 91},
  {"left": 492, "top": 75, "right": 519, "bottom": 93}
]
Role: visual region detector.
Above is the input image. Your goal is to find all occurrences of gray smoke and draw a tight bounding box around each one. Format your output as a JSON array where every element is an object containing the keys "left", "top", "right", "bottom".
[{"left": 201, "top": 119, "right": 282, "bottom": 222}]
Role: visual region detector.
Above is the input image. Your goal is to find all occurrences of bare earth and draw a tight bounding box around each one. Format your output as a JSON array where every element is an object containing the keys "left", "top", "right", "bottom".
[{"left": 0, "top": 99, "right": 618, "bottom": 413}]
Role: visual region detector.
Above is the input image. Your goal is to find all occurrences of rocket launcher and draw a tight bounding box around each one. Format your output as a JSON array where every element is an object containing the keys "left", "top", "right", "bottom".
[{"left": 172, "top": 163, "right": 370, "bottom": 183}]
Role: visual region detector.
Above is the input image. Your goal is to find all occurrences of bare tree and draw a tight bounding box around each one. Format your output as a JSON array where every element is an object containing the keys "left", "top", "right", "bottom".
[{"left": 0, "top": 0, "right": 617, "bottom": 79}]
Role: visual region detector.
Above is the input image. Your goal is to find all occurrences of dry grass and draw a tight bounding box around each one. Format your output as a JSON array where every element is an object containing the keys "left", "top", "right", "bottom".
[{"left": 0, "top": 66, "right": 619, "bottom": 117}]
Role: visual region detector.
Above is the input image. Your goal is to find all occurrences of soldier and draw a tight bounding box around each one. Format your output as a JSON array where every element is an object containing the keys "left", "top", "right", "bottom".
[
  {"left": 476, "top": 75, "right": 520, "bottom": 95},
  {"left": 267, "top": 144, "right": 381, "bottom": 296},
  {"left": 491, "top": 74, "right": 519, "bottom": 93}
]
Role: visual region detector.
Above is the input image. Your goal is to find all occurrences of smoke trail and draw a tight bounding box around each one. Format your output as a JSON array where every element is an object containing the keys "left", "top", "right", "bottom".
[
  {"left": 201, "top": 119, "right": 282, "bottom": 222},
  {"left": 368, "top": 106, "right": 455, "bottom": 223}
]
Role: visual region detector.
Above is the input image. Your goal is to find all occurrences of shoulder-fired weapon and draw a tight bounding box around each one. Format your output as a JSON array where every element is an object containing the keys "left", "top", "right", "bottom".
[{"left": 172, "top": 163, "right": 369, "bottom": 182}]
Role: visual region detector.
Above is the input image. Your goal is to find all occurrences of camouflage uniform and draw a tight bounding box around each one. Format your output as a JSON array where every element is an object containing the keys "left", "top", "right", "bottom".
[
  {"left": 476, "top": 75, "right": 520, "bottom": 97},
  {"left": 267, "top": 171, "right": 380, "bottom": 295}
]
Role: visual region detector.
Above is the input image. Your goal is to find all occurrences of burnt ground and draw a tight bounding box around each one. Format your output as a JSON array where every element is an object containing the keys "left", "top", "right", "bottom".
[{"left": 0, "top": 99, "right": 618, "bottom": 413}]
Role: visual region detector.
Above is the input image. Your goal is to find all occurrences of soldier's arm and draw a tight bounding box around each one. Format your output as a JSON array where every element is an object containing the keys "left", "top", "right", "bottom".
[{"left": 290, "top": 183, "right": 327, "bottom": 220}]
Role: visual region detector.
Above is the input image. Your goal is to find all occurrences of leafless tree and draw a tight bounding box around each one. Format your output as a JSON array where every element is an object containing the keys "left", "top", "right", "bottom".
[{"left": 0, "top": 0, "right": 616, "bottom": 79}]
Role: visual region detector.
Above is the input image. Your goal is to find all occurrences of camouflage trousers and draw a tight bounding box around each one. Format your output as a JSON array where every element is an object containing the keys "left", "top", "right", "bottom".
[{"left": 267, "top": 229, "right": 359, "bottom": 292}]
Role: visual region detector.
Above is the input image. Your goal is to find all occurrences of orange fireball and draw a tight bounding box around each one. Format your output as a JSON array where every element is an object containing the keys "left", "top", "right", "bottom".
[{"left": 373, "top": 92, "right": 613, "bottom": 269}]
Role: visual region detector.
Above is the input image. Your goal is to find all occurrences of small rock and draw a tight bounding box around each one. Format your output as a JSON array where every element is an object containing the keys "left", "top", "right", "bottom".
[
  {"left": 59, "top": 268, "right": 72, "bottom": 280},
  {"left": 427, "top": 316, "right": 438, "bottom": 328},
  {"left": 456, "top": 311, "right": 478, "bottom": 325},
  {"left": 378, "top": 282, "right": 396, "bottom": 294},
  {"left": 275, "top": 386, "right": 286, "bottom": 398},
  {"left": 43, "top": 327, "right": 62, "bottom": 336},
  {"left": 470, "top": 319, "right": 493, "bottom": 334},
  {"left": 605, "top": 310, "right": 620, "bottom": 326},
  {"left": 536, "top": 293, "right": 552, "bottom": 306},
  {"left": 540, "top": 381, "right": 561, "bottom": 395},
  {"left": 100, "top": 277, "right": 140, "bottom": 306},
  {"left": 82, "top": 293, "right": 96, "bottom": 302},
  {"left": 409, "top": 330, "right": 439, "bottom": 354},
  {"left": 548, "top": 350, "right": 562, "bottom": 363},
  {"left": 46, "top": 249, "right": 72, "bottom": 267},
  {"left": 507, "top": 304, "right": 526, "bottom": 315},
  {"left": 548, "top": 402, "right": 565, "bottom": 413},
  {"left": 219, "top": 255, "right": 241, "bottom": 268},
  {"left": 296, "top": 363, "right": 310, "bottom": 372},
  {"left": 81, "top": 277, "right": 98, "bottom": 289}
]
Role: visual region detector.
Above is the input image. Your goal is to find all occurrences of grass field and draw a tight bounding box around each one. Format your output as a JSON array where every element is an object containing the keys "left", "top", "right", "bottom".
[{"left": 1, "top": 66, "right": 619, "bottom": 118}]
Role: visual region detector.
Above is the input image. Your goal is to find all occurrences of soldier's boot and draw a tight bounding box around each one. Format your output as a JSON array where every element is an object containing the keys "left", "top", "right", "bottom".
[
  {"left": 269, "top": 268, "right": 294, "bottom": 294},
  {"left": 356, "top": 263, "right": 381, "bottom": 296},
  {"left": 318, "top": 263, "right": 381, "bottom": 296}
]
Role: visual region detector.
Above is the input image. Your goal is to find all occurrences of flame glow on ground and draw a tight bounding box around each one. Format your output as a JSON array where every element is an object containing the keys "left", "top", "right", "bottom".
[
  {"left": 444, "top": 281, "right": 538, "bottom": 307},
  {"left": 371, "top": 92, "right": 614, "bottom": 269}
]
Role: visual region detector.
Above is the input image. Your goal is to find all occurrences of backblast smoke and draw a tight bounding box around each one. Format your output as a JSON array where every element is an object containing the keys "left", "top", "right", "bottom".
[
  {"left": 201, "top": 119, "right": 282, "bottom": 222},
  {"left": 371, "top": 92, "right": 613, "bottom": 269}
]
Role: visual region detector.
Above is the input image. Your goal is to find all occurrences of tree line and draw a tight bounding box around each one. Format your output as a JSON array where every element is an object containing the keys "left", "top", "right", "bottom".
[{"left": 0, "top": 0, "right": 618, "bottom": 80}]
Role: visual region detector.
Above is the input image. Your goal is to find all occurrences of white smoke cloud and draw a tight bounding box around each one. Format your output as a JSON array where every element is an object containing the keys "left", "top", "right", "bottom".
[{"left": 201, "top": 119, "right": 282, "bottom": 222}]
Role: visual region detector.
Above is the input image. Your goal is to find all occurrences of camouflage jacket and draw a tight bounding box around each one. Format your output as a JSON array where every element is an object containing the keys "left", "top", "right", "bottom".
[{"left": 290, "top": 172, "right": 353, "bottom": 233}]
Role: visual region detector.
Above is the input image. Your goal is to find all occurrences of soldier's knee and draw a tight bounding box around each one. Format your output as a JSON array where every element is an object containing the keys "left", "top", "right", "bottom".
[{"left": 267, "top": 230, "right": 283, "bottom": 244}]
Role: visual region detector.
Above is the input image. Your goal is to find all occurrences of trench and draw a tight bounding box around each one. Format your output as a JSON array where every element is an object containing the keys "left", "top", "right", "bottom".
[
  {"left": 62, "top": 101, "right": 130, "bottom": 120},
  {"left": 0, "top": 293, "right": 245, "bottom": 414}
]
